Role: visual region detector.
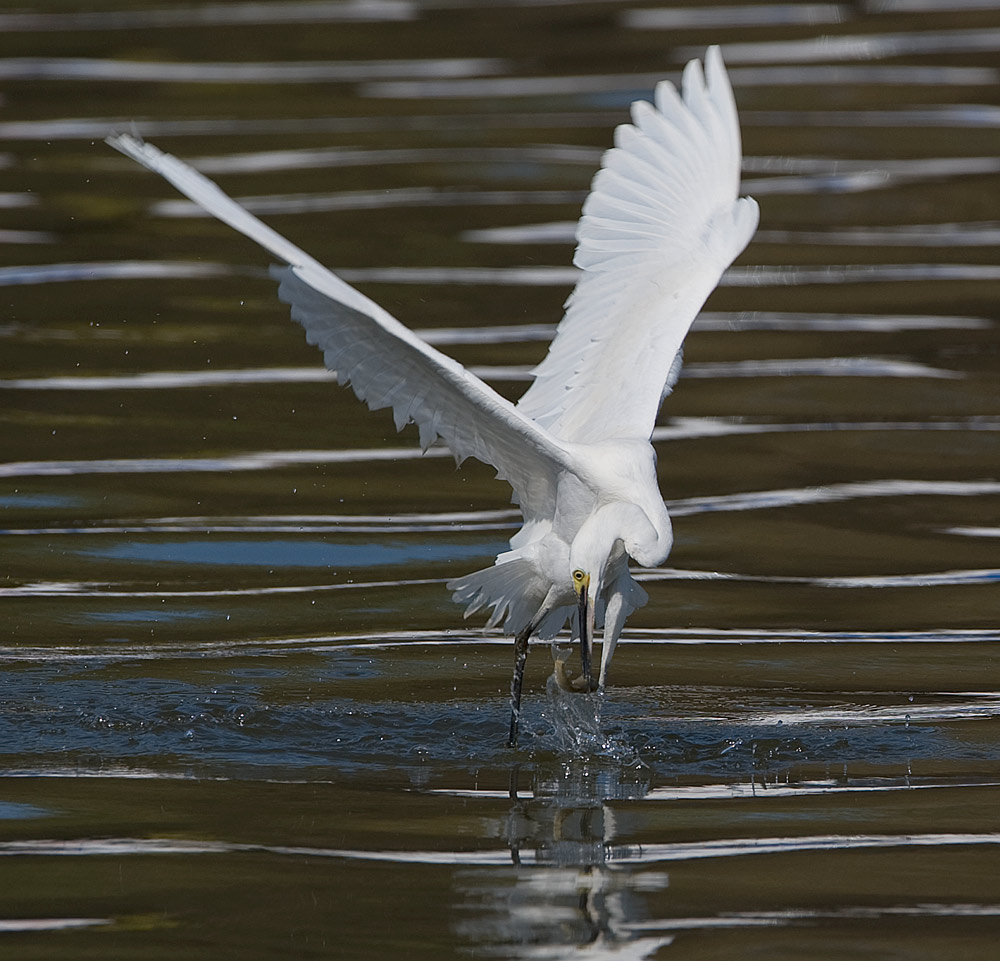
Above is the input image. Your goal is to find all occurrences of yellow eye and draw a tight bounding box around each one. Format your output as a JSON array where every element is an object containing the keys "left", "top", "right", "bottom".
[{"left": 572, "top": 569, "right": 585, "bottom": 582}]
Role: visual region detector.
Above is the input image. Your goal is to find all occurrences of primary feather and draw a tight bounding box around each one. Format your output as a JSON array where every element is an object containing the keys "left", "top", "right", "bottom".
[{"left": 516, "top": 46, "right": 759, "bottom": 444}]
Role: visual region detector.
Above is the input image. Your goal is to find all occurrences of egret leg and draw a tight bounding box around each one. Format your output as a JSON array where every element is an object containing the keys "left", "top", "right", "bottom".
[{"left": 508, "top": 621, "right": 535, "bottom": 747}]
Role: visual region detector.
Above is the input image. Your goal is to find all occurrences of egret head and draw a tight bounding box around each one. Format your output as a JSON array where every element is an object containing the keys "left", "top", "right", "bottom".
[{"left": 567, "top": 501, "right": 663, "bottom": 688}]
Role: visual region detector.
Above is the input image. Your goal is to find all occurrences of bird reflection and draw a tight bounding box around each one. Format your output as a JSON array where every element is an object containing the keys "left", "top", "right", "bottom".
[{"left": 455, "top": 758, "right": 673, "bottom": 958}]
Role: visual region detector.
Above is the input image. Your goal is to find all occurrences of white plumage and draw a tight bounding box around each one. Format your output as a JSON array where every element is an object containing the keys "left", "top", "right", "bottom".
[{"left": 107, "top": 46, "right": 758, "bottom": 745}]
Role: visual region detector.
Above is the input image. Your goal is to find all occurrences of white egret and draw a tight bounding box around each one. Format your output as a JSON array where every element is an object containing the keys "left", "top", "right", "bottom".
[{"left": 108, "top": 46, "right": 758, "bottom": 746}]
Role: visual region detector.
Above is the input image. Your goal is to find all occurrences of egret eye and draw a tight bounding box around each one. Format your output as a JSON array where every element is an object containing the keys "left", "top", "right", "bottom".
[{"left": 572, "top": 569, "right": 585, "bottom": 582}]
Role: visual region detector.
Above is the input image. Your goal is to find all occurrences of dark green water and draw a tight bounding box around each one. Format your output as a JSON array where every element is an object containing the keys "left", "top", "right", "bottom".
[{"left": 2, "top": 1, "right": 999, "bottom": 958}]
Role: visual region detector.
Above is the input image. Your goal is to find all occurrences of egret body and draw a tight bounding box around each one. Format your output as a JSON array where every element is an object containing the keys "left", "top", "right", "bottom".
[{"left": 108, "top": 47, "right": 758, "bottom": 746}]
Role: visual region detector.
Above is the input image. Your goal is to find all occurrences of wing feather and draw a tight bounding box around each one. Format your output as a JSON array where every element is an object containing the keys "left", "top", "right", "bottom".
[
  {"left": 106, "top": 132, "right": 571, "bottom": 515},
  {"left": 516, "top": 46, "right": 759, "bottom": 443}
]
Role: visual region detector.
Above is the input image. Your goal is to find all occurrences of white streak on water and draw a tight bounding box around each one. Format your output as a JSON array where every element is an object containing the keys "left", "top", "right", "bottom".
[
  {"left": 2, "top": 629, "right": 998, "bottom": 664},
  {"left": 466, "top": 219, "right": 1000, "bottom": 248},
  {"left": 755, "top": 222, "right": 1000, "bottom": 247},
  {"left": 0, "top": 228, "right": 53, "bottom": 244},
  {"left": 419, "top": 322, "right": 558, "bottom": 343},
  {"left": 0, "top": 447, "right": 452, "bottom": 478},
  {"left": 0, "top": 367, "right": 337, "bottom": 390},
  {"left": 0, "top": 192, "right": 36, "bottom": 208},
  {"left": 624, "top": 903, "right": 1000, "bottom": 934},
  {"left": 0, "top": 918, "right": 111, "bottom": 932},
  {"left": 635, "top": 568, "right": 1000, "bottom": 589},
  {"left": 0, "top": 112, "right": 623, "bottom": 142},
  {"left": 724, "top": 264, "right": 1000, "bottom": 285},
  {"left": 2, "top": 476, "right": 998, "bottom": 534},
  {"left": 2, "top": 258, "right": 997, "bottom": 289},
  {"left": 153, "top": 190, "right": 584, "bottom": 218},
  {"left": 189, "top": 144, "right": 602, "bottom": 174},
  {"left": 0, "top": 357, "right": 963, "bottom": 390},
  {"left": 659, "top": 696, "right": 1000, "bottom": 726},
  {"left": 745, "top": 106, "right": 1000, "bottom": 129},
  {"left": 623, "top": 4, "right": 847, "bottom": 29},
  {"left": 652, "top": 418, "right": 1000, "bottom": 441},
  {"left": 1, "top": 566, "right": 997, "bottom": 599},
  {"left": 432, "top": 777, "right": 1000, "bottom": 801},
  {"left": 0, "top": 578, "right": 450, "bottom": 602},
  {"left": 0, "top": 56, "right": 506, "bottom": 83},
  {"left": 0, "top": 1, "right": 416, "bottom": 31},
  {"left": 665, "top": 478, "right": 1000, "bottom": 515},
  {"left": 361, "top": 63, "right": 999, "bottom": 98},
  {"left": 687, "top": 27, "right": 1000, "bottom": 63},
  {"left": 336, "top": 263, "right": 1000, "bottom": 286},
  {"left": 0, "top": 260, "right": 229, "bottom": 286},
  {"left": 692, "top": 313, "right": 993, "bottom": 332},
  {"left": 2, "top": 832, "right": 996, "bottom": 865},
  {"left": 680, "top": 357, "right": 959, "bottom": 379}
]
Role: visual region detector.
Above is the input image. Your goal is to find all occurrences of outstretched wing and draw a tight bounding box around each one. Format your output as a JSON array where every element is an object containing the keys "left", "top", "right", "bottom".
[
  {"left": 106, "top": 133, "right": 570, "bottom": 514},
  {"left": 516, "top": 46, "right": 759, "bottom": 444}
]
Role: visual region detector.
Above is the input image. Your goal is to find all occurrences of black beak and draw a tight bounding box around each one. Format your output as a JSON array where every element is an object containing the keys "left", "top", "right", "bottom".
[{"left": 578, "top": 585, "right": 592, "bottom": 688}]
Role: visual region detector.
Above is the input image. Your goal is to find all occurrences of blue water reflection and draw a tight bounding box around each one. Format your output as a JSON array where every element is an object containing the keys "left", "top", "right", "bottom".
[{"left": 80, "top": 537, "right": 502, "bottom": 568}]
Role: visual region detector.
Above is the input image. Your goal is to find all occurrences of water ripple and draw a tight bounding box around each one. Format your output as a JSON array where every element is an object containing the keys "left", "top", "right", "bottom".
[
  {"left": 0, "top": 918, "right": 111, "bottom": 932},
  {"left": 946, "top": 526, "right": 1000, "bottom": 538},
  {"left": 652, "top": 417, "right": 1000, "bottom": 441},
  {"left": 0, "top": 447, "right": 452, "bottom": 478},
  {"left": 679, "top": 356, "right": 959, "bottom": 379},
  {"left": 0, "top": 111, "right": 617, "bottom": 142},
  {"left": 5, "top": 831, "right": 995, "bottom": 865},
  {"left": 636, "top": 568, "right": 1000, "bottom": 589},
  {"left": 152, "top": 190, "right": 584, "bottom": 218},
  {"left": 692, "top": 27, "right": 1000, "bottom": 63},
  {"left": 434, "top": 774, "right": 1000, "bottom": 801},
  {"left": 4, "top": 447, "right": 998, "bottom": 482},
  {"left": 4, "top": 260, "right": 999, "bottom": 290},
  {"left": 725, "top": 263, "right": 1000, "bottom": 285},
  {"left": 0, "top": 56, "right": 505, "bottom": 84},
  {"left": 2, "top": 628, "right": 997, "bottom": 663},
  {"left": 0, "top": 1, "right": 415, "bottom": 31},
  {"left": 666, "top": 478, "right": 1000, "bottom": 516},
  {"left": 624, "top": 3, "right": 847, "bottom": 29},
  {"left": 189, "top": 144, "right": 601, "bottom": 175},
  {"left": 3, "top": 356, "right": 956, "bottom": 391},
  {"left": 755, "top": 221, "right": 1000, "bottom": 247},
  {"left": 362, "top": 63, "right": 999, "bottom": 99},
  {"left": 1, "top": 509, "right": 515, "bottom": 536},
  {"left": 746, "top": 105, "right": 1000, "bottom": 129},
  {"left": 467, "top": 219, "right": 1000, "bottom": 248},
  {"left": 0, "top": 260, "right": 229, "bottom": 287}
]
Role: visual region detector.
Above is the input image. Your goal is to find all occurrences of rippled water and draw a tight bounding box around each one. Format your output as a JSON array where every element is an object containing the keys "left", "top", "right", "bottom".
[{"left": 2, "top": 1, "right": 1000, "bottom": 958}]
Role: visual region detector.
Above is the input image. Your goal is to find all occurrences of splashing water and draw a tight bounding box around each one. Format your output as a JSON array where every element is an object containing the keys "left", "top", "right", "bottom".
[{"left": 541, "top": 653, "right": 639, "bottom": 761}]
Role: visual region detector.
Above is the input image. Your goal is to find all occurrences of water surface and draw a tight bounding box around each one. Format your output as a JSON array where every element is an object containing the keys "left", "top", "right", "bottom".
[{"left": 2, "top": 1, "right": 999, "bottom": 958}]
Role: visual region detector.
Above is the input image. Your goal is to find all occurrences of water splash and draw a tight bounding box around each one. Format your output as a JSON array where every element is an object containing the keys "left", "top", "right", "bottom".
[{"left": 540, "top": 662, "right": 639, "bottom": 762}]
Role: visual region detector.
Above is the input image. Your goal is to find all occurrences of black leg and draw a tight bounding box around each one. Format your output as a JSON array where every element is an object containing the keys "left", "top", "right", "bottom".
[{"left": 508, "top": 622, "right": 534, "bottom": 747}]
